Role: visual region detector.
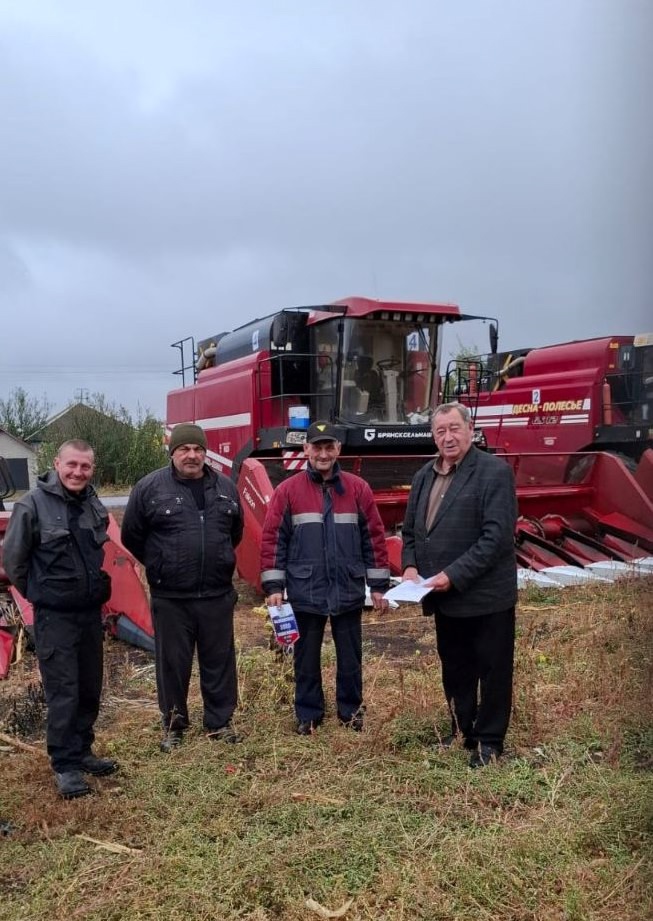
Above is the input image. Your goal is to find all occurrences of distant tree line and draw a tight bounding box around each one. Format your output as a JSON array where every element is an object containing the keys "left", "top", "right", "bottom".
[
  {"left": 0, "top": 387, "right": 168, "bottom": 487},
  {"left": 0, "top": 387, "right": 50, "bottom": 440}
]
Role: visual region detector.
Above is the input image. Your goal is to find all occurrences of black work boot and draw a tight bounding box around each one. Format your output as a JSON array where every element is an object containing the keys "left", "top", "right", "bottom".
[
  {"left": 338, "top": 709, "right": 365, "bottom": 732},
  {"left": 160, "top": 729, "right": 184, "bottom": 753},
  {"left": 469, "top": 744, "right": 500, "bottom": 768},
  {"left": 81, "top": 753, "right": 119, "bottom": 776},
  {"left": 207, "top": 720, "right": 243, "bottom": 744},
  {"left": 434, "top": 733, "right": 475, "bottom": 750},
  {"left": 55, "top": 770, "right": 92, "bottom": 799}
]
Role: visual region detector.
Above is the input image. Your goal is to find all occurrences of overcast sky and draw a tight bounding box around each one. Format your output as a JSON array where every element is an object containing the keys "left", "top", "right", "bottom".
[{"left": 1, "top": 0, "right": 652, "bottom": 419}]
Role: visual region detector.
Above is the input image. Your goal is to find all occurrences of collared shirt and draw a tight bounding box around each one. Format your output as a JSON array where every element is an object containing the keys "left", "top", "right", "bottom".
[{"left": 425, "top": 456, "right": 457, "bottom": 531}]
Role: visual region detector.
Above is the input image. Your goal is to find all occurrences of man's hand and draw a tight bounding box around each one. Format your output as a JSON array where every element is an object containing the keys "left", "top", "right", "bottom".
[
  {"left": 266, "top": 593, "right": 284, "bottom": 608},
  {"left": 371, "top": 591, "right": 389, "bottom": 614},
  {"left": 423, "top": 572, "right": 451, "bottom": 592},
  {"left": 402, "top": 566, "right": 420, "bottom": 583}
]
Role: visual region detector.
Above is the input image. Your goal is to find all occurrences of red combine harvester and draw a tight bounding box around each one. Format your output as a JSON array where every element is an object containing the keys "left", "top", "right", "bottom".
[
  {"left": 166, "top": 297, "right": 653, "bottom": 589},
  {"left": 445, "top": 332, "right": 653, "bottom": 462}
]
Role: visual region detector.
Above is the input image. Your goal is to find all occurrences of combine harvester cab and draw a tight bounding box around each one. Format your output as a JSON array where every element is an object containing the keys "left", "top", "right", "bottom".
[{"left": 167, "top": 296, "right": 496, "bottom": 586}]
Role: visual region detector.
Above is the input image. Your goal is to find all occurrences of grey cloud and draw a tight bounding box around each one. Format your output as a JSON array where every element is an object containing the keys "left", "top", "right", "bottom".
[{"left": 0, "top": 0, "right": 652, "bottom": 417}]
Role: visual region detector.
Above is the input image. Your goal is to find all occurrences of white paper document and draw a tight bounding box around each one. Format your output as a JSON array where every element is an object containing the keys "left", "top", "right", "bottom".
[{"left": 383, "top": 578, "right": 433, "bottom": 603}]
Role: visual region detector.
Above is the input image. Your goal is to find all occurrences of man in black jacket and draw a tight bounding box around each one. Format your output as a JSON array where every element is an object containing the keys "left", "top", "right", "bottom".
[
  {"left": 402, "top": 403, "right": 518, "bottom": 767},
  {"left": 121, "top": 423, "right": 243, "bottom": 752},
  {"left": 3, "top": 440, "right": 117, "bottom": 798}
]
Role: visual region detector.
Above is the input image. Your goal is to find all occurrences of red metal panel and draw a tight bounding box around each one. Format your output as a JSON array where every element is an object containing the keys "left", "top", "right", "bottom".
[
  {"left": 0, "top": 628, "right": 13, "bottom": 679},
  {"left": 634, "top": 448, "right": 653, "bottom": 501},
  {"left": 102, "top": 515, "right": 153, "bottom": 639},
  {"left": 385, "top": 535, "right": 403, "bottom": 576},
  {"left": 236, "top": 458, "right": 278, "bottom": 591}
]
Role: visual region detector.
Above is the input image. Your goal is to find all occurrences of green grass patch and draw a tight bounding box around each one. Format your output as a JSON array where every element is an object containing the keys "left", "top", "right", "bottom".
[{"left": 1, "top": 578, "right": 651, "bottom": 920}]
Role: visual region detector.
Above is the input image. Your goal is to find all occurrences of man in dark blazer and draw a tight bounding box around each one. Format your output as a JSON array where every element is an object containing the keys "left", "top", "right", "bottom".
[{"left": 401, "top": 402, "right": 518, "bottom": 767}]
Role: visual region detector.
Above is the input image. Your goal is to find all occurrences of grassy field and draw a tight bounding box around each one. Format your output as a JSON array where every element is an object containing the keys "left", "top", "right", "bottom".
[{"left": 0, "top": 577, "right": 651, "bottom": 921}]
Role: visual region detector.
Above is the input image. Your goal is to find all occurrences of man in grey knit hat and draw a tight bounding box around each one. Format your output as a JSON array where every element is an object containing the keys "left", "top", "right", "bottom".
[{"left": 121, "top": 423, "right": 244, "bottom": 751}]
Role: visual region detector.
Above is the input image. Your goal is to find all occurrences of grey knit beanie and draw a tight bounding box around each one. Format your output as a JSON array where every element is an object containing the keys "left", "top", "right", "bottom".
[{"left": 168, "top": 423, "right": 207, "bottom": 455}]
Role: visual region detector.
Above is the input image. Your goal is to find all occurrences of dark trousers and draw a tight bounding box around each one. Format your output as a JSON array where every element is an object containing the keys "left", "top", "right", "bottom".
[
  {"left": 294, "top": 610, "right": 362, "bottom": 723},
  {"left": 151, "top": 594, "right": 237, "bottom": 732},
  {"left": 34, "top": 605, "right": 104, "bottom": 773},
  {"left": 434, "top": 607, "right": 515, "bottom": 753}
]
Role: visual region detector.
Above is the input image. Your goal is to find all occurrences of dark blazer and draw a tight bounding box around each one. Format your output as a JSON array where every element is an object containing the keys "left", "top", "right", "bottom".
[{"left": 401, "top": 447, "right": 517, "bottom": 617}]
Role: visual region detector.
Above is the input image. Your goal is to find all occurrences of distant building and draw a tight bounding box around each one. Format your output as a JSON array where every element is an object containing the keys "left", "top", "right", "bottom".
[
  {"left": 27, "top": 402, "right": 133, "bottom": 447},
  {"left": 0, "top": 427, "right": 38, "bottom": 490}
]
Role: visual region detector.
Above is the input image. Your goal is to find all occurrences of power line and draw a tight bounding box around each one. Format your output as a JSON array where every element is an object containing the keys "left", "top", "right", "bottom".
[{"left": 0, "top": 369, "right": 172, "bottom": 378}]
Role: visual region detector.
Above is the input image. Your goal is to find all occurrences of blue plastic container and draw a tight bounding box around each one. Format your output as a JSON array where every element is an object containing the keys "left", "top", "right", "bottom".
[{"left": 288, "top": 406, "right": 310, "bottom": 429}]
